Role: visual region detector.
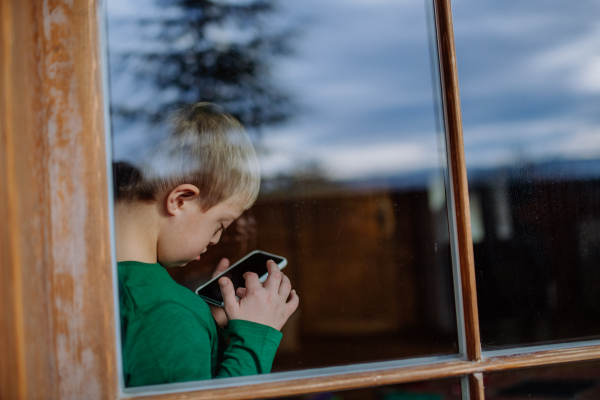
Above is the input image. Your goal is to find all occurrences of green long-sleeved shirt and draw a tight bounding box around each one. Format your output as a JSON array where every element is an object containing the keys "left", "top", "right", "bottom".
[{"left": 118, "top": 261, "right": 282, "bottom": 387}]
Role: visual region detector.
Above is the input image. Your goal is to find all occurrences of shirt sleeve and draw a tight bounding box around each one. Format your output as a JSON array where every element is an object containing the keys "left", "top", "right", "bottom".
[{"left": 216, "top": 319, "right": 282, "bottom": 378}]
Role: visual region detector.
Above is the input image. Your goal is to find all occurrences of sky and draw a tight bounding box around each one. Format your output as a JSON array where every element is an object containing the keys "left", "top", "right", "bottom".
[
  {"left": 106, "top": 0, "right": 600, "bottom": 185},
  {"left": 452, "top": 0, "right": 600, "bottom": 169}
]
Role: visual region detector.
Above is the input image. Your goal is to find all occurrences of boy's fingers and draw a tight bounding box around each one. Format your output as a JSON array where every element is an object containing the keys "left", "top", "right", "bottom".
[
  {"left": 243, "top": 272, "right": 262, "bottom": 291},
  {"left": 211, "top": 258, "right": 230, "bottom": 278},
  {"left": 279, "top": 274, "right": 292, "bottom": 299},
  {"left": 236, "top": 287, "right": 247, "bottom": 298},
  {"left": 218, "top": 277, "right": 238, "bottom": 310},
  {"left": 286, "top": 289, "right": 299, "bottom": 315},
  {"left": 263, "top": 260, "right": 282, "bottom": 291}
]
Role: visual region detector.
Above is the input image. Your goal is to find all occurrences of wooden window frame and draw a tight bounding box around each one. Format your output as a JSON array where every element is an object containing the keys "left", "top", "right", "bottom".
[{"left": 2, "top": 0, "right": 600, "bottom": 399}]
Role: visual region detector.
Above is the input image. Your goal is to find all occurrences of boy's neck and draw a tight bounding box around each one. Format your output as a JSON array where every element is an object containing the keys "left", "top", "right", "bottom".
[{"left": 115, "top": 201, "right": 160, "bottom": 264}]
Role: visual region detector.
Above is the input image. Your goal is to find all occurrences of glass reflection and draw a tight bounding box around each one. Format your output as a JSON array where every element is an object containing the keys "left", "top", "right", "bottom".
[
  {"left": 453, "top": 0, "right": 600, "bottom": 349},
  {"left": 484, "top": 361, "right": 600, "bottom": 399},
  {"left": 276, "top": 378, "right": 463, "bottom": 400},
  {"left": 107, "top": 0, "right": 458, "bottom": 376}
]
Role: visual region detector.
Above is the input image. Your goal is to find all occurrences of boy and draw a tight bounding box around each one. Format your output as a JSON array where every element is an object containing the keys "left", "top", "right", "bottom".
[{"left": 114, "top": 102, "right": 298, "bottom": 387}]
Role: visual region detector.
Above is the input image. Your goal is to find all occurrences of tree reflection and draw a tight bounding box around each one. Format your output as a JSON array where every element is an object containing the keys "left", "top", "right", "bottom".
[{"left": 112, "top": 0, "right": 298, "bottom": 130}]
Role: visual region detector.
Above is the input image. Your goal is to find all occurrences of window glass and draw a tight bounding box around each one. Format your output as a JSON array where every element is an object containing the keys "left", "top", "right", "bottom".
[
  {"left": 484, "top": 361, "right": 600, "bottom": 399},
  {"left": 279, "top": 377, "right": 463, "bottom": 400},
  {"left": 107, "top": 0, "right": 458, "bottom": 379},
  {"left": 453, "top": 0, "right": 600, "bottom": 349}
]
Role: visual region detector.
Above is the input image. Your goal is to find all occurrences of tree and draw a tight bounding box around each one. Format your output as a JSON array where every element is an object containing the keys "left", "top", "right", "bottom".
[{"left": 111, "top": 0, "right": 297, "bottom": 130}]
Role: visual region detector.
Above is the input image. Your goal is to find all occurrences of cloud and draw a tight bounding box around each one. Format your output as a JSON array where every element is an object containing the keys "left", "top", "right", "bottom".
[
  {"left": 462, "top": 118, "right": 600, "bottom": 168},
  {"left": 316, "top": 140, "right": 439, "bottom": 179},
  {"left": 528, "top": 23, "right": 600, "bottom": 94},
  {"left": 453, "top": 0, "right": 600, "bottom": 97},
  {"left": 257, "top": 127, "right": 441, "bottom": 180},
  {"left": 107, "top": 0, "right": 600, "bottom": 181}
]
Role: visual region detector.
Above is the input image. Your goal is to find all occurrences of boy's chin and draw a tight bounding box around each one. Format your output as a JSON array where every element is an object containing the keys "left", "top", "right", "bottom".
[
  {"left": 180, "top": 255, "right": 201, "bottom": 267},
  {"left": 177, "top": 260, "right": 192, "bottom": 267},
  {"left": 159, "top": 253, "right": 201, "bottom": 268},
  {"left": 161, "top": 259, "right": 192, "bottom": 268}
]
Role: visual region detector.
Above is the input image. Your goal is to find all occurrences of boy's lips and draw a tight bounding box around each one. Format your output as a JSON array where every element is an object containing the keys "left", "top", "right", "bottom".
[{"left": 195, "top": 255, "right": 201, "bottom": 260}]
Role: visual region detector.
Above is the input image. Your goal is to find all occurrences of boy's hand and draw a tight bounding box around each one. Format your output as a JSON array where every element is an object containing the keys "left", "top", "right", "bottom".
[
  {"left": 219, "top": 260, "right": 299, "bottom": 331},
  {"left": 208, "top": 258, "right": 247, "bottom": 328}
]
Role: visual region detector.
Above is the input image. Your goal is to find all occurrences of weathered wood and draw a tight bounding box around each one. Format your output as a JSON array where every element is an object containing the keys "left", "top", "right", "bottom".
[
  {"left": 479, "top": 345, "right": 600, "bottom": 372},
  {"left": 129, "top": 344, "right": 600, "bottom": 400},
  {"left": 469, "top": 373, "right": 485, "bottom": 400},
  {"left": 131, "top": 360, "right": 473, "bottom": 400},
  {"left": 0, "top": 2, "right": 29, "bottom": 398},
  {"left": 0, "top": 0, "right": 117, "bottom": 399},
  {"left": 1, "top": 1, "right": 55, "bottom": 398},
  {"left": 434, "top": 0, "right": 482, "bottom": 362}
]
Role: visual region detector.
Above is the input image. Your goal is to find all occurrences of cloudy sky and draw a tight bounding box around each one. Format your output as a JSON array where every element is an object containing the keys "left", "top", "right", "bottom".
[
  {"left": 453, "top": 0, "right": 600, "bottom": 169},
  {"left": 107, "top": 0, "right": 600, "bottom": 184}
]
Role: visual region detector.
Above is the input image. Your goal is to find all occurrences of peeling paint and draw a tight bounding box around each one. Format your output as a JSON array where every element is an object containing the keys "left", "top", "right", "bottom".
[{"left": 43, "top": 0, "right": 103, "bottom": 398}]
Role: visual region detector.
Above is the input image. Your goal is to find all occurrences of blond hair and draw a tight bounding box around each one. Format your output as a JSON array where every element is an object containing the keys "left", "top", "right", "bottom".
[{"left": 115, "top": 102, "right": 260, "bottom": 211}]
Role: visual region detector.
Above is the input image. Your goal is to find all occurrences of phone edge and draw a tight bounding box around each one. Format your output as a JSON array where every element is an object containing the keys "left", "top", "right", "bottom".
[{"left": 195, "top": 250, "right": 261, "bottom": 294}]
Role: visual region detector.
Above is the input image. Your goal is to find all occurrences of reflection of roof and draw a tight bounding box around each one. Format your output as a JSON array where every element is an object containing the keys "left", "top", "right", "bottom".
[
  {"left": 339, "top": 158, "right": 600, "bottom": 192},
  {"left": 260, "top": 158, "right": 600, "bottom": 197},
  {"left": 465, "top": 159, "right": 600, "bottom": 185}
]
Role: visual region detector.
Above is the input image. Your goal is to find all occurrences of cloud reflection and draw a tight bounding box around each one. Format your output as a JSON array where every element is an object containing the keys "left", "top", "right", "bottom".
[
  {"left": 453, "top": 0, "right": 600, "bottom": 176},
  {"left": 108, "top": 0, "right": 600, "bottom": 187}
]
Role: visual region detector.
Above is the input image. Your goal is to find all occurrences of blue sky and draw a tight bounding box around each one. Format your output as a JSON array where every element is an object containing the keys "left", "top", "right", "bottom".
[
  {"left": 107, "top": 0, "right": 600, "bottom": 183},
  {"left": 453, "top": 0, "right": 600, "bottom": 169}
]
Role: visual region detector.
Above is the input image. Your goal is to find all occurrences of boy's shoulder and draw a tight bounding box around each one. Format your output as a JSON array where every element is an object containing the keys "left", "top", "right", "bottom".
[{"left": 118, "top": 261, "right": 212, "bottom": 323}]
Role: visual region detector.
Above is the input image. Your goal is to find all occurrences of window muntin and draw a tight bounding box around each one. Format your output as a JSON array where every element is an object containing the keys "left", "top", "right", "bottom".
[
  {"left": 106, "top": 0, "right": 460, "bottom": 384},
  {"left": 453, "top": 0, "right": 600, "bottom": 349}
]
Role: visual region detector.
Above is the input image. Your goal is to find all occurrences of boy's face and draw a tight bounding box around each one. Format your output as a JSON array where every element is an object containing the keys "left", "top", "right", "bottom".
[{"left": 157, "top": 193, "right": 246, "bottom": 268}]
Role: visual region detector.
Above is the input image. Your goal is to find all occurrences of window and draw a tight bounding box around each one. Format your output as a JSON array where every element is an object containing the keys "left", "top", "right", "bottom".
[
  {"left": 1, "top": 0, "right": 600, "bottom": 399},
  {"left": 107, "top": 0, "right": 460, "bottom": 377},
  {"left": 453, "top": 0, "right": 600, "bottom": 350}
]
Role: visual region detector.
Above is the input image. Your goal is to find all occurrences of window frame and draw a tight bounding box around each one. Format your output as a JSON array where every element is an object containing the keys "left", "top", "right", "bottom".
[{"left": 2, "top": 0, "right": 600, "bottom": 399}]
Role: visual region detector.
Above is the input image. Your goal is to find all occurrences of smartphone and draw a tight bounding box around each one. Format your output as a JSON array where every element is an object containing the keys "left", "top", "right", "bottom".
[{"left": 196, "top": 250, "right": 287, "bottom": 307}]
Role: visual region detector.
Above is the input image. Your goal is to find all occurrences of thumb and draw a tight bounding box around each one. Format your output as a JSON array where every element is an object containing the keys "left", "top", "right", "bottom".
[{"left": 219, "top": 277, "right": 238, "bottom": 311}]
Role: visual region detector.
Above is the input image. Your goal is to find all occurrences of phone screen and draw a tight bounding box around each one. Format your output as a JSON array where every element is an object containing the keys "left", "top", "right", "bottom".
[{"left": 197, "top": 252, "right": 284, "bottom": 305}]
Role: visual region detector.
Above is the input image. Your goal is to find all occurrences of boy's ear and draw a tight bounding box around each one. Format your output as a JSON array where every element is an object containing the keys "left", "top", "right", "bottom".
[{"left": 166, "top": 184, "right": 200, "bottom": 216}]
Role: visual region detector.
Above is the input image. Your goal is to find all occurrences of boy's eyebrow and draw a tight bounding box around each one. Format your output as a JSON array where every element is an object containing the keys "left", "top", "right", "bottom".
[{"left": 223, "top": 214, "right": 238, "bottom": 225}]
